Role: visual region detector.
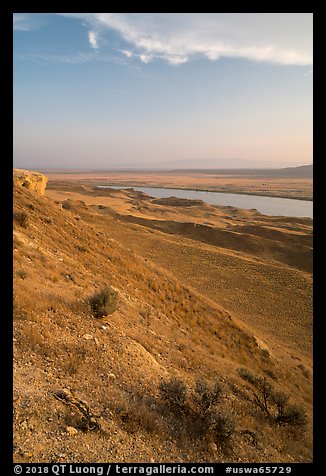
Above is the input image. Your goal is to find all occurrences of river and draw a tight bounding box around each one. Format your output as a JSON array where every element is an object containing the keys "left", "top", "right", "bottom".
[{"left": 97, "top": 186, "right": 313, "bottom": 218}]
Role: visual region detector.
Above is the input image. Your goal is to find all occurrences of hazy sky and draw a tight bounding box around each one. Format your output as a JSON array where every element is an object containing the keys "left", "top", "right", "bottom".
[{"left": 13, "top": 13, "right": 313, "bottom": 169}]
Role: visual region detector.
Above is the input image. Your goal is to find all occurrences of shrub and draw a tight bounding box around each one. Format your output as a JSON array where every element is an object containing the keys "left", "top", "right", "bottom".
[
  {"left": 62, "top": 201, "right": 72, "bottom": 210},
  {"left": 207, "top": 409, "right": 236, "bottom": 444},
  {"left": 16, "top": 269, "right": 27, "bottom": 280},
  {"left": 270, "top": 391, "right": 289, "bottom": 419},
  {"left": 238, "top": 368, "right": 272, "bottom": 414},
  {"left": 76, "top": 245, "right": 88, "bottom": 252},
  {"left": 14, "top": 211, "right": 28, "bottom": 228},
  {"left": 89, "top": 286, "right": 117, "bottom": 318},
  {"left": 238, "top": 368, "right": 307, "bottom": 430},
  {"left": 159, "top": 377, "right": 187, "bottom": 412},
  {"left": 158, "top": 377, "right": 236, "bottom": 447},
  {"left": 277, "top": 404, "right": 307, "bottom": 428},
  {"left": 194, "top": 378, "right": 223, "bottom": 411}
]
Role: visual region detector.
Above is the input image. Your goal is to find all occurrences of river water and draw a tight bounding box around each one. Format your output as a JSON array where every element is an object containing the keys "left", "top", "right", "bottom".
[{"left": 98, "top": 185, "right": 313, "bottom": 218}]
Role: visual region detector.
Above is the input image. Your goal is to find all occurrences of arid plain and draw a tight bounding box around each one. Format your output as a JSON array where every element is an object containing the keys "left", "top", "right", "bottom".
[
  {"left": 14, "top": 168, "right": 312, "bottom": 463},
  {"left": 43, "top": 168, "right": 313, "bottom": 200}
]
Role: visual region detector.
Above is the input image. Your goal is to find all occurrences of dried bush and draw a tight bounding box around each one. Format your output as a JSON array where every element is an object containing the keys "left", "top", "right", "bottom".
[
  {"left": 270, "top": 391, "right": 289, "bottom": 420},
  {"left": 207, "top": 409, "right": 236, "bottom": 444},
  {"left": 16, "top": 269, "right": 27, "bottom": 280},
  {"left": 238, "top": 368, "right": 272, "bottom": 414},
  {"left": 158, "top": 376, "right": 236, "bottom": 447},
  {"left": 277, "top": 404, "right": 307, "bottom": 428},
  {"left": 14, "top": 211, "right": 28, "bottom": 228},
  {"left": 159, "top": 377, "right": 187, "bottom": 412},
  {"left": 76, "top": 245, "right": 88, "bottom": 252},
  {"left": 194, "top": 378, "right": 223, "bottom": 411},
  {"left": 89, "top": 286, "right": 117, "bottom": 318},
  {"left": 238, "top": 368, "right": 307, "bottom": 430}
]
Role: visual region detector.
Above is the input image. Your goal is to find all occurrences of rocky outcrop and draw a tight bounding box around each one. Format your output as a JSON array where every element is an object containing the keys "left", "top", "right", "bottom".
[{"left": 13, "top": 169, "right": 48, "bottom": 195}]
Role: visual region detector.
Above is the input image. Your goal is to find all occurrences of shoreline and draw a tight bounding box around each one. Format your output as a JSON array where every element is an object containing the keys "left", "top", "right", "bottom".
[{"left": 94, "top": 183, "right": 313, "bottom": 202}]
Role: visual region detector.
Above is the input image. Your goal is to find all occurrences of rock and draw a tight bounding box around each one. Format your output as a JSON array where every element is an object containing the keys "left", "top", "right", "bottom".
[
  {"left": 66, "top": 426, "right": 78, "bottom": 436},
  {"left": 20, "top": 421, "right": 28, "bottom": 431},
  {"left": 108, "top": 373, "right": 116, "bottom": 379},
  {"left": 83, "top": 334, "right": 93, "bottom": 340},
  {"left": 20, "top": 451, "right": 33, "bottom": 458},
  {"left": 13, "top": 169, "right": 48, "bottom": 195},
  {"left": 94, "top": 338, "right": 100, "bottom": 347},
  {"left": 208, "top": 442, "right": 218, "bottom": 453}
]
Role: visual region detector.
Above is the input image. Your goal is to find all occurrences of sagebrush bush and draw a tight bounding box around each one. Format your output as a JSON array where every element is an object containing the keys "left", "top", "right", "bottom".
[
  {"left": 238, "top": 367, "right": 307, "bottom": 430},
  {"left": 159, "top": 377, "right": 187, "bottom": 412},
  {"left": 76, "top": 245, "right": 88, "bottom": 252},
  {"left": 238, "top": 368, "right": 272, "bottom": 414},
  {"left": 158, "top": 376, "right": 236, "bottom": 447},
  {"left": 277, "top": 404, "right": 307, "bottom": 427},
  {"left": 14, "top": 211, "right": 28, "bottom": 228},
  {"left": 270, "top": 391, "right": 289, "bottom": 419},
  {"left": 89, "top": 286, "right": 117, "bottom": 318},
  {"left": 16, "top": 269, "right": 27, "bottom": 280},
  {"left": 194, "top": 378, "right": 223, "bottom": 411},
  {"left": 207, "top": 409, "right": 236, "bottom": 444}
]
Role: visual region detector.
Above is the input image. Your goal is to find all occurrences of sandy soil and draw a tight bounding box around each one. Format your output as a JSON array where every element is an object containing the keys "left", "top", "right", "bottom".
[
  {"left": 46, "top": 179, "right": 312, "bottom": 363},
  {"left": 43, "top": 171, "right": 313, "bottom": 201},
  {"left": 13, "top": 172, "right": 313, "bottom": 463}
]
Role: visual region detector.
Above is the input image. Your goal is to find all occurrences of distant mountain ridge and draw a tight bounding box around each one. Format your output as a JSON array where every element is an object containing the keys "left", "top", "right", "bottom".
[
  {"left": 175, "top": 164, "right": 313, "bottom": 178},
  {"left": 154, "top": 158, "right": 310, "bottom": 169}
]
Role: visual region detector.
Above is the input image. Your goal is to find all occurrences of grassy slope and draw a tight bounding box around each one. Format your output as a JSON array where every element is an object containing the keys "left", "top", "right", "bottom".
[{"left": 13, "top": 181, "right": 312, "bottom": 463}]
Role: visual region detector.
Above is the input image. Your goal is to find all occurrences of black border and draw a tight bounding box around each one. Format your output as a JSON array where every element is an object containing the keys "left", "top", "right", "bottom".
[{"left": 5, "top": 6, "right": 320, "bottom": 474}]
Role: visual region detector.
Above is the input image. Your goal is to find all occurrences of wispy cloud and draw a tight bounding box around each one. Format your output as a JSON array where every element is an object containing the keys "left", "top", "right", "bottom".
[
  {"left": 305, "top": 69, "right": 313, "bottom": 77},
  {"left": 139, "top": 53, "right": 152, "bottom": 64},
  {"left": 16, "top": 13, "right": 313, "bottom": 67},
  {"left": 88, "top": 30, "right": 99, "bottom": 49},
  {"left": 13, "top": 13, "right": 46, "bottom": 31},
  {"left": 120, "top": 49, "right": 133, "bottom": 58},
  {"left": 71, "top": 13, "right": 313, "bottom": 66},
  {"left": 14, "top": 51, "right": 128, "bottom": 66}
]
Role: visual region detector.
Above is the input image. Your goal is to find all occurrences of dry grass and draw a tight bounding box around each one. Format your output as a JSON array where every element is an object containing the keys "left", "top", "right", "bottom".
[
  {"left": 13, "top": 177, "right": 312, "bottom": 463},
  {"left": 45, "top": 170, "right": 313, "bottom": 200}
]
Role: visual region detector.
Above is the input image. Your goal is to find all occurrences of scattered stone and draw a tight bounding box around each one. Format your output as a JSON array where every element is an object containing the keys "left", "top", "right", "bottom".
[
  {"left": 101, "top": 325, "right": 107, "bottom": 330},
  {"left": 209, "top": 442, "right": 218, "bottom": 453},
  {"left": 66, "top": 426, "right": 78, "bottom": 436},
  {"left": 83, "top": 334, "right": 93, "bottom": 340},
  {"left": 20, "top": 421, "right": 28, "bottom": 431},
  {"left": 94, "top": 338, "right": 100, "bottom": 347},
  {"left": 20, "top": 451, "right": 33, "bottom": 458}
]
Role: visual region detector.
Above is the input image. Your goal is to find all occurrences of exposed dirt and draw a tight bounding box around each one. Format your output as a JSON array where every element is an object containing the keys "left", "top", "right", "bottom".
[
  {"left": 42, "top": 170, "right": 313, "bottom": 200},
  {"left": 13, "top": 172, "right": 313, "bottom": 463}
]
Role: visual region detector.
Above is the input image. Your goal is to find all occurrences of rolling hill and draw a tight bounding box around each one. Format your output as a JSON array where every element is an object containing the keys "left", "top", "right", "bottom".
[{"left": 13, "top": 170, "right": 312, "bottom": 463}]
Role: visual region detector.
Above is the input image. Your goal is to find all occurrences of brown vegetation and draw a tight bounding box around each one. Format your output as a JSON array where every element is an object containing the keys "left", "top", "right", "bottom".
[{"left": 13, "top": 171, "right": 312, "bottom": 463}]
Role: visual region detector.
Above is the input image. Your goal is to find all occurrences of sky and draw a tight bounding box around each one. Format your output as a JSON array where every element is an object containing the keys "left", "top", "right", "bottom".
[{"left": 13, "top": 13, "right": 313, "bottom": 169}]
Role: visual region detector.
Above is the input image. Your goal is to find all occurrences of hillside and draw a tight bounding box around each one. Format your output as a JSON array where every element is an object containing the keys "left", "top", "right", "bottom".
[
  {"left": 13, "top": 171, "right": 312, "bottom": 463},
  {"left": 172, "top": 164, "right": 313, "bottom": 178}
]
